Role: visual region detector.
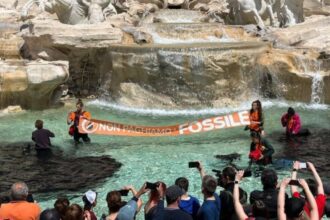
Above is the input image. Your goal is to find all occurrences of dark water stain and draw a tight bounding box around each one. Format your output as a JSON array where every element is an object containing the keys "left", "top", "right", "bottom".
[
  {"left": 269, "top": 128, "right": 330, "bottom": 180},
  {"left": 0, "top": 142, "right": 121, "bottom": 197}
]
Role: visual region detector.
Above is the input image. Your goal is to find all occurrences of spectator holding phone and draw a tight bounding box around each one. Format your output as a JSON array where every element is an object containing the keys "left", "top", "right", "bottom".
[
  {"left": 233, "top": 170, "right": 269, "bottom": 220},
  {"left": 278, "top": 178, "right": 319, "bottom": 220},
  {"left": 145, "top": 181, "right": 166, "bottom": 220},
  {"left": 219, "top": 166, "right": 248, "bottom": 220},
  {"left": 291, "top": 161, "right": 326, "bottom": 219},
  {"left": 105, "top": 184, "right": 146, "bottom": 220},
  {"left": 195, "top": 162, "right": 221, "bottom": 220},
  {"left": 175, "top": 177, "right": 200, "bottom": 219}
]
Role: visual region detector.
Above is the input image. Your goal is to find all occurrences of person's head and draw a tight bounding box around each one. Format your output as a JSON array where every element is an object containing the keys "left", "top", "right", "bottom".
[
  {"left": 148, "top": 182, "right": 166, "bottom": 203},
  {"left": 35, "top": 119, "right": 43, "bottom": 130},
  {"left": 252, "top": 200, "right": 268, "bottom": 218},
  {"left": 82, "top": 190, "right": 97, "bottom": 211},
  {"left": 10, "top": 182, "right": 29, "bottom": 201},
  {"left": 306, "top": 178, "right": 317, "bottom": 196},
  {"left": 175, "top": 177, "right": 189, "bottom": 194},
  {"left": 64, "top": 204, "right": 84, "bottom": 220},
  {"left": 250, "top": 131, "right": 261, "bottom": 144},
  {"left": 54, "top": 197, "right": 70, "bottom": 219},
  {"left": 106, "top": 191, "right": 122, "bottom": 214},
  {"left": 202, "top": 175, "right": 217, "bottom": 197},
  {"left": 261, "top": 169, "right": 278, "bottom": 190},
  {"left": 221, "top": 166, "right": 237, "bottom": 186},
  {"left": 288, "top": 107, "right": 295, "bottom": 117},
  {"left": 76, "top": 99, "right": 84, "bottom": 112},
  {"left": 285, "top": 197, "right": 305, "bottom": 219},
  {"left": 251, "top": 100, "right": 262, "bottom": 112},
  {"left": 165, "top": 185, "right": 184, "bottom": 206},
  {"left": 40, "top": 208, "right": 61, "bottom": 220}
]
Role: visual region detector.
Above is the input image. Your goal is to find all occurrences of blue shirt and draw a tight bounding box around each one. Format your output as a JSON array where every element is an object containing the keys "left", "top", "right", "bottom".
[
  {"left": 197, "top": 193, "right": 221, "bottom": 220},
  {"left": 179, "top": 195, "right": 200, "bottom": 218}
]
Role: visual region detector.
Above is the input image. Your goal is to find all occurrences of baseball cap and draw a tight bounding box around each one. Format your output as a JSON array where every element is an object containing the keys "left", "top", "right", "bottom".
[
  {"left": 166, "top": 185, "right": 184, "bottom": 203},
  {"left": 85, "top": 190, "right": 96, "bottom": 204}
]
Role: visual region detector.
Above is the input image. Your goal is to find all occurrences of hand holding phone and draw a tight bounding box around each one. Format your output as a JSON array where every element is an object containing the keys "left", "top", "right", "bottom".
[
  {"left": 188, "top": 161, "right": 200, "bottom": 168},
  {"left": 146, "top": 182, "right": 159, "bottom": 190},
  {"left": 118, "top": 189, "right": 129, "bottom": 196},
  {"left": 243, "top": 170, "right": 252, "bottom": 178},
  {"left": 288, "top": 180, "right": 300, "bottom": 186},
  {"left": 299, "top": 162, "right": 307, "bottom": 169}
]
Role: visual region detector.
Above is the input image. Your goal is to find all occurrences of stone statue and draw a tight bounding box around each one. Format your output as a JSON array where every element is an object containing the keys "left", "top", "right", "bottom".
[
  {"left": 21, "top": 0, "right": 117, "bottom": 24},
  {"left": 226, "top": 0, "right": 304, "bottom": 28}
]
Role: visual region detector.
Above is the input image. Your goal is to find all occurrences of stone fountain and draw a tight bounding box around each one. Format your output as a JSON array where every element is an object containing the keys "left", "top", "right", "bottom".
[{"left": 1, "top": 0, "right": 330, "bottom": 109}]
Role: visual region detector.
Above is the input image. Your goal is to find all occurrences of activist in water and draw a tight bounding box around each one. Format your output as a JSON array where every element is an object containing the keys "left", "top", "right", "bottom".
[{"left": 67, "top": 99, "right": 92, "bottom": 145}]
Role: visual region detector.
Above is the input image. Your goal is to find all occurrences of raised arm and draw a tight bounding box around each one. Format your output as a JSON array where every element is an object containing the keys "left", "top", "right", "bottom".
[
  {"left": 291, "top": 161, "right": 299, "bottom": 194},
  {"left": 234, "top": 170, "right": 248, "bottom": 220},
  {"left": 299, "top": 179, "right": 319, "bottom": 220},
  {"left": 67, "top": 112, "right": 73, "bottom": 125},
  {"left": 278, "top": 178, "right": 290, "bottom": 220},
  {"left": 197, "top": 161, "right": 206, "bottom": 178},
  {"left": 307, "top": 162, "right": 324, "bottom": 195}
]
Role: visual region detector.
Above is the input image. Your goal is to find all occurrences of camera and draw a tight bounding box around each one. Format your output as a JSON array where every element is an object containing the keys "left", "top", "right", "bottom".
[{"left": 118, "top": 189, "right": 129, "bottom": 196}]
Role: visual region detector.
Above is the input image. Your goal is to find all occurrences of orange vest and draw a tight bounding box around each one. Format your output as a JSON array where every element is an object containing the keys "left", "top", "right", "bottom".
[{"left": 249, "top": 111, "right": 260, "bottom": 131}]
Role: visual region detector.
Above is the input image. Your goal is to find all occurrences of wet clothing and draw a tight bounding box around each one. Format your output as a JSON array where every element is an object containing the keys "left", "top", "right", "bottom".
[
  {"left": 249, "top": 111, "right": 264, "bottom": 133},
  {"left": 0, "top": 201, "right": 41, "bottom": 220},
  {"left": 152, "top": 200, "right": 192, "bottom": 220},
  {"left": 281, "top": 113, "right": 301, "bottom": 135},
  {"left": 220, "top": 183, "right": 248, "bottom": 220},
  {"left": 68, "top": 110, "right": 91, "bottom": 143},
  {"left": 32, "top": 128, "right": 55, "bottom": 149},
  {"left": 250, "top": 188, "right": 287, "bottom": 219},
  {"left": 293, "top": 192, "right": 327, "bottom": 219},
  {"left": 249, "top": 138, "right": 274, "bottom": 165},
  {"left": 179, "top": 195, "right": 200, "bottom": 219},
  {"left": 197, "top": 193, "right": 221, "bottom": 220}
]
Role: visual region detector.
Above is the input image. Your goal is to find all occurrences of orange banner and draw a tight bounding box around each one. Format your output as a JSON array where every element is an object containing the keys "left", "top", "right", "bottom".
[{"left": 78, "top": 110, "right": 250, "bottom": 137}]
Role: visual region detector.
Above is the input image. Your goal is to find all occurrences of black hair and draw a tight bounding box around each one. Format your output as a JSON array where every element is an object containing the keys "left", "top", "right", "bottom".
[
  {"left": 175, "top": 177, "right": 189, "bottom": 193},
  {"left": 82, "top": 195, "right": 93, "bottom": 211},
  {"left": 261, "top": 169, "right": 278, "bottom": 190},
  {"left": 40, "top": 209, "right": 61, "bottom": 220},
  {"left": 306, "top": 178, "right": 317, "bottom": 196},
  {"left": 166, "top": 195, "right": 179, "bottom": 205},
  {"left": 222, "top": 166, "right": 236, "bottom": 181},
  {"left": 285, "top": 197, "right": 305, "bottom": 218},
  {"left": 288, "top": 107, "right": 295, "bottom": 116}
]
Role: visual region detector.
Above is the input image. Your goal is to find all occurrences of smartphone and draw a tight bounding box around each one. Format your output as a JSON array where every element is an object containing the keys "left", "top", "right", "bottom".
[
  {"left": 289, "top": 180, "right": 300, "bottom": 186},
  {"left": 188, "top": 161, "right": 200, "bottom": 168},
  {"left": 27, "top": 193, "right": 34, "bottom": 203},
  {"left": 146, "top": 182, "right": 158, "bottom": 190},
  {"left": 243, "top": 170, "right": 252, "bottom": 177},
  {"left": 300, "top": 162, "right": 307, "bottom": 169},
  {"left": 118, "top": 189, "right": 129, "bottom": 196}
]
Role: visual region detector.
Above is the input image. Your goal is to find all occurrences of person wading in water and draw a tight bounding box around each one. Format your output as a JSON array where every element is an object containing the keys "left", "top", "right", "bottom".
[
  {"left": 67, "top": 99, "right": 91, "bottom": 145},
  {"left": 246, "top": 100, "right": 265, "bottom": 136}
]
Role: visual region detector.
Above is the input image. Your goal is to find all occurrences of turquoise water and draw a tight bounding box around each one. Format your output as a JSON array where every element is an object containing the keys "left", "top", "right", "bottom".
[{"left": 0, "top": 100, "right": 329, "bottom": 219}]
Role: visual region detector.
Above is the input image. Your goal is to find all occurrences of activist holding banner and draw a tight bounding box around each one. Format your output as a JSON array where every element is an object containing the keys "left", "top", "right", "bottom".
[
  {"left": 249, "top": 131, "right": 274, "bottom": 165},
  {"left": 78, "top": 111, "right": 251, "bottom": 137},
  {"left": 67, "top": 99, "right": 91, "bottom": 145}
]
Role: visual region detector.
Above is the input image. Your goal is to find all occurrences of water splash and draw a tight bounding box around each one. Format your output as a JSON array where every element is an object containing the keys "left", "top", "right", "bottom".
[
  {"left": 310, "top": 73, "right": 324, "bottom": 104},
  {"left": 88, "top": 99, "right": 329, "bottom": 116}
]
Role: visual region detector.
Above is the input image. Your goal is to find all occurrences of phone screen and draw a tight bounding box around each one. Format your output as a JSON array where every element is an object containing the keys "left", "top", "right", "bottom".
[
  {"left": 188, "top": 161, "right": 200, "bottom": 168},
  {"left": 300, "top": 163, "right": 307, "bottom": 169}
]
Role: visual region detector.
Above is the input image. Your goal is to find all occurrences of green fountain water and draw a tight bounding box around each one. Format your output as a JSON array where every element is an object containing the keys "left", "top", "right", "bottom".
[{"left": 0, "top": 100, "right": 329, "bottom": 219}]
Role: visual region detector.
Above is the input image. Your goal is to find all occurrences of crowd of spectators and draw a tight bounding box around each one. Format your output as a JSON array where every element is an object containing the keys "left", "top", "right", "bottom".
[{"left": 0, "top": 161, "right": 329, "bottom": 220}]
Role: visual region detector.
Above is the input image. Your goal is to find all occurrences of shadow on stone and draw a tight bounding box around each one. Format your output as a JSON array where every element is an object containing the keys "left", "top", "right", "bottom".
[{"left": 0, "top": 142, "right": 121, "bottom": 196}]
